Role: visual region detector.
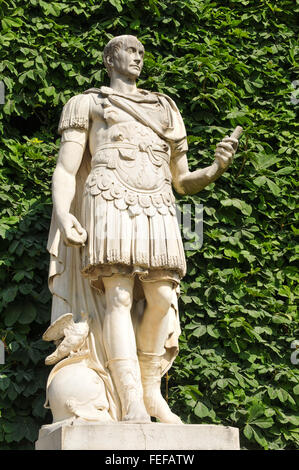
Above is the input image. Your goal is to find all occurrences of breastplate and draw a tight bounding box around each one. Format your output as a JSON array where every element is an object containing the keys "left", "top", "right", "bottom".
[
  {"left": 92, "top": 119, "right": 172, "bottom": 188},
  {"left": 85, "top": 109, "right": 176, "bottom": 217}
]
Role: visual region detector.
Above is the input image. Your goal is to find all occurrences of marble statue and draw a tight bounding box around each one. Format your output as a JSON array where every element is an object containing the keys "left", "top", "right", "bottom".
[{"left": 44, "top": 35, "right": 241, "bottom": 426}]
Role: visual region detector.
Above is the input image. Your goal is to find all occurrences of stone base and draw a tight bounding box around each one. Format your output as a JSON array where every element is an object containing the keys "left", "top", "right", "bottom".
[{"left": 35, "top": 422, "right": 240, "bottom": 450}]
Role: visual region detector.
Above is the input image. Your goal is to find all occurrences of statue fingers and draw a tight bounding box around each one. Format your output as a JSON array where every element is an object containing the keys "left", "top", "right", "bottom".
[
  {"left": 81, "top": 229, "right": 87, "bottom": 244},
  {"left": 63, "top": 238, "right": 82, "bottom": 247},
  {"left": 64, "top": 227, "right": 86, "bottom": 246},
  {"left": 71, "top": 215, "right": 85, "bottom": 235},
  {"left": 217, "top": 142, "right": 235, "bottom": 154},
  {"left": 215, "top": 152, "right": 229, "bottom": 161},
  {"left": 215, "top": 152, "right": 232, "bottom": 169},
  {"left": 70, "top": 216, "right": 87, "bottom": 245},
  {"left": 222, "top": 136, "right": 239, "bottom": 148},
  {"left": 215, "top": 147, "right": 232, "bottom": 159}
]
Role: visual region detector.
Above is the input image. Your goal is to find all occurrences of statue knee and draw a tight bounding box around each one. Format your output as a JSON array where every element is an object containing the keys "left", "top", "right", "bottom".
[
  {"left": 146, "top": 285, "right": 173, "bottom": 316},
  {"left": 103, "top": 276, "right": 133, "bottom": 311},
  {"left": 107, "top": 285, "right": 132, "bottom": 310}
]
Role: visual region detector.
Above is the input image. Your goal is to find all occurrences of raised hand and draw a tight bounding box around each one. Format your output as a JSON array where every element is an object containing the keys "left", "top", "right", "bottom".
[{"left": 214, "top": 136, "right": 239, "bottom": 170}]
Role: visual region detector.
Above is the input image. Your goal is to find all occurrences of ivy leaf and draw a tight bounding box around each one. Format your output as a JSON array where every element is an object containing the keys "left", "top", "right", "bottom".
[
  {"left": 244, "top": 424, "right": 253, "bottom": 440},
  {"left": 1, "top": 17, "right": 23, "bottom": 30},
  {"left": 250, "top": 416, "right": 274, "bottom": 429},
  {"left": 0, "top": 375, "right": 10, "bottom": 392},
  {"left": 4, "top": 301, "right": 22, "bottom": 327},
  {"left": 18, "top": 302, "right": 37, "bottom": 324},
  {"left": 2, "top": 286, "right": 18, "bottom": 304},
  {"left": 277, "top": 388, "right": 288, "bottom": 403},
  {"left": 207, "top": 325, "right": 220, "bottom": 338},
  {"left": 193, "top": 325, "right": 207, "bottom": 337},
  {"left": 252, "top": 428, "right": 268, "bottom": 449},
  {"left": 247, "top": 403, "right": 265, "bottom": 422},
  {"left": 194, "top": 401, "right": 210, "bottom": 418},
  {"left": 251, "top": 154, "right": 281, "bottom": 170},
  {"left": 266, "top": 178, "right": 280, "bottom": 196},
  {"left": 253, "top": 176, "right": 267, "bottom": 187},
  {"left": 109, "top": 0, "right": 123, "bottom": 12},
  {"left": 221, "top": 198, "right": 252, "bottom": 216},
  {"left": 4, "top": 417, "right": 39, "bottom": 443}
]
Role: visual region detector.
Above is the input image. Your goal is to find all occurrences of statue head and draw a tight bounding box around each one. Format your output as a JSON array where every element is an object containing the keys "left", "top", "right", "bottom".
[{"left": 103, "top": 35, "right": 144, "bottom": 80}]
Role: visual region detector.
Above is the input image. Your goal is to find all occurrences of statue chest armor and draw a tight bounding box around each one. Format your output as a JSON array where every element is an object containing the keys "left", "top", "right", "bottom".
[
  {"left": 85, "top": 100, "right": 176, "bottom": 217},
  {"left": 90, "top": 101, "right": 172, "bottom": 190}
]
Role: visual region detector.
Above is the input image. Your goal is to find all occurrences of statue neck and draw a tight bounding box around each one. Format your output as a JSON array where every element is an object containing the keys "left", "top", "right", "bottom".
[{"left": 109, "top": 75, "right": 138, "bottom": 96}]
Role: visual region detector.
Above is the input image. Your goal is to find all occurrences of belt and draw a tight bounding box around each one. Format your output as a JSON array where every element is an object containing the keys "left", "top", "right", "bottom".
[{"left": 92, "top": 142, "right": 170, "bottom": 167}]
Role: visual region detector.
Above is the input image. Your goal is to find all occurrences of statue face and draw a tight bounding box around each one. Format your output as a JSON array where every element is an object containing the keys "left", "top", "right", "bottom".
[{"left": 110, "top": 37, "right": 144, "bottom": 80}]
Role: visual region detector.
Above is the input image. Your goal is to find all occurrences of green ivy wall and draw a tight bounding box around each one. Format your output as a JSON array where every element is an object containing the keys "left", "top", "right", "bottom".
[{"left": 0, "top": 0, "right": 298, "bottom": 449}]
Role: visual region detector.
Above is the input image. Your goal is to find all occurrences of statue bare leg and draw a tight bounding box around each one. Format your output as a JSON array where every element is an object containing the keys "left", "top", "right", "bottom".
[
  {"left": 137, "top": 280, "right": 182, "bottom": 424},
  {"left": 102, "top": 274, "right": 150, "bottom": 423}
]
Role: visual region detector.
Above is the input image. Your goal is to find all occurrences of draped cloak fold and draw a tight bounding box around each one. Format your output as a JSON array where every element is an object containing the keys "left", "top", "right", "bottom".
[{"left": 47, "top": 87, "right": 188, "bottom": 421}]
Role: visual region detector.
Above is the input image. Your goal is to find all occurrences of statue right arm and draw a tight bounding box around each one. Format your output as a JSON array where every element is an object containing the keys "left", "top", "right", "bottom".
[{"left": 52, "top": 129, "right": 88, "bottom": 246}]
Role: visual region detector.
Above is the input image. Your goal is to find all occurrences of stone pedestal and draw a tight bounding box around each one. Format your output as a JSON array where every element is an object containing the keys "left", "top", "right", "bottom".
[{"left": 35, "top": 422, "right": 240, "bottom": 450}]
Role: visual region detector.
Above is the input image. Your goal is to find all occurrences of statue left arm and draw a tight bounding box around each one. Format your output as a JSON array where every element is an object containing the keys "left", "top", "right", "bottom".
[{"left": 170, "top": 136, "right": 238, "bottom": 195}]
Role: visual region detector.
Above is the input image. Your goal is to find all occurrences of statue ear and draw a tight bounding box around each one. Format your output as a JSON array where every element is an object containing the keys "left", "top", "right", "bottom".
[{"left": 106, "top": 55, "right": 114, "bottom": 68}]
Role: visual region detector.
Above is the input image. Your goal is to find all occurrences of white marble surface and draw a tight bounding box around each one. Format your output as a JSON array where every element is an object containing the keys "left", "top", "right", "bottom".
[{"left": 35, "top": 422, "right": 240, "bottom": 450}]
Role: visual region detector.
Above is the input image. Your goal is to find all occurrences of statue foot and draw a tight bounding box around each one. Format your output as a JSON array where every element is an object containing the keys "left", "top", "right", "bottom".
[
  {"left": 123, "top": 401, "right": 151, "bottom": 423},
  {"left": 107, "top": 357, "right": 151, "bottom": 423},
  {"left": 144, "top": 393, "right": 182, "bottom": 424},
  {"left": 138, "top": 351, "right": 183, "bottom": 425}
]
